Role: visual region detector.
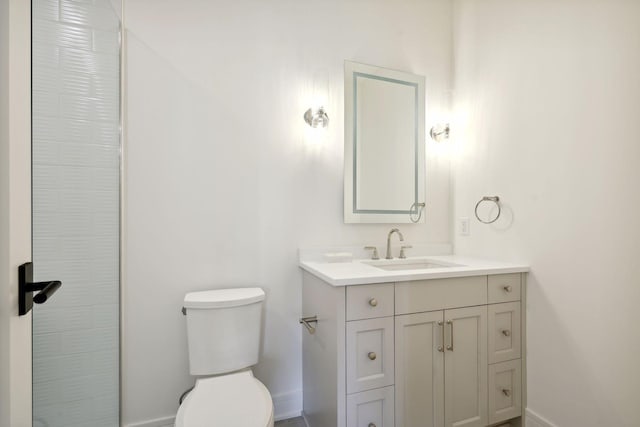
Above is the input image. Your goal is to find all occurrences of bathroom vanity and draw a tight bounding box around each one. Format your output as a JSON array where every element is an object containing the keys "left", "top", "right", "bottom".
[{"left": 299, "top": 254, "right": 528, "bottom": 427}]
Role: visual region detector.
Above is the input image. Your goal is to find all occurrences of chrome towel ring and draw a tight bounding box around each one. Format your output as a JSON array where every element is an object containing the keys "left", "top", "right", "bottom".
[
  {"left": 474, "top": 196, "right": 501, "bottom": 224},
  {"left": 409, "top": 202, "right": 425, "bottom": 223}
]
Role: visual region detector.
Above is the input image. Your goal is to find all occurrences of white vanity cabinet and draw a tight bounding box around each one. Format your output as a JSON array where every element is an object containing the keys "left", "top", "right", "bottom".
[{"left": 301, "top": 270, "right": 526, "bottom": 427}]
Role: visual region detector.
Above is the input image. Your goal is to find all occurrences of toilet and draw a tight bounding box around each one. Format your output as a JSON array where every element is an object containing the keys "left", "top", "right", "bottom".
[{"left": 176, "top": 288, "right": 274, "bottom": 427}]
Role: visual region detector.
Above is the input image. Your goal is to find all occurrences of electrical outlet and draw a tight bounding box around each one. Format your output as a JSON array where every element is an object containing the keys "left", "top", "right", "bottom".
[{"left": 459, "top": 217, "right": 470, "bottom": 236}]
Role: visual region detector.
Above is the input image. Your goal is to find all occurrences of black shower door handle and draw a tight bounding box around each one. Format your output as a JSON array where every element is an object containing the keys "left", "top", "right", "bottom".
[{"left": 19, "top": 262, "right": 62, "bottom": 316}]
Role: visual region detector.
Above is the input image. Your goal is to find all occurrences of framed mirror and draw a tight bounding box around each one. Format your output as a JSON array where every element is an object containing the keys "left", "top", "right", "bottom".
[{"left": 344, "top": 61, "right": 426, "bottom": 223}]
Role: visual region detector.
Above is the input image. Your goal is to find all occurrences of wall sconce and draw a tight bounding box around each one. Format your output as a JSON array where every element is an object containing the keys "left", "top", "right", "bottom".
[
  {"left": 304, "top": 107, "right": 329, "bottom": 128},
  {"left": 430, "top": 123, "right": 450, "bottom": 142}
]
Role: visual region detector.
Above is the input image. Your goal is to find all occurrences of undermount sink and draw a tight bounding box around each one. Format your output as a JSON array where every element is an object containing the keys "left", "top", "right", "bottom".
[{"left": 364, "top": 258, "right": 463, "bottom": 271}]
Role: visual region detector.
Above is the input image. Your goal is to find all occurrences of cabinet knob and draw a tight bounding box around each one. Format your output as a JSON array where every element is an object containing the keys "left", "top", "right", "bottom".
[
  {"left": 368, "top": 424, "right": 377, "bottom": 427},
  {"left": 502, "top": 388, "right": 511, "bottom": 397},
  {"left": 503, "top": 285, "right": 512, "bottom": 292},
  {"left": 369, "top": 298, "right": 378, "bottom": 307},
  {"left": 367, "top": 352, "right": 377, "bottom": 361},
  {"left": 501, "top": 329, "right": 511, "bottom": 337}
]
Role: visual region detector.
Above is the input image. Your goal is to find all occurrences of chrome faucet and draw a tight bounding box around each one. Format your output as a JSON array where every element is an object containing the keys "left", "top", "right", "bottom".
[{"left": 385, "top": 228, "right": 404, "bottom": 259}]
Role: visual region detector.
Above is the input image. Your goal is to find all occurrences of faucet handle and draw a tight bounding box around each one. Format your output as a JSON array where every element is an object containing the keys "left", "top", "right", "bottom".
[
  {"left": 364, "top": 246, "right": 380, "bottom": 260},
  {"left": 399, "top": 245, "right": 413, "bottom": 259}
]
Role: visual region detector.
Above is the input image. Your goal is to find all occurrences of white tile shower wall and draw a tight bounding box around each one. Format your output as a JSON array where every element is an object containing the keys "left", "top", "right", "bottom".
[
  {"left": 31, "top": 0, "right": 121, "bottom": 425},
  {"left": 452, "top": 1, "right": 640, "bottom": 426},
  {"left": 123, "top": 0, "right": 454, "bottom": 424}
]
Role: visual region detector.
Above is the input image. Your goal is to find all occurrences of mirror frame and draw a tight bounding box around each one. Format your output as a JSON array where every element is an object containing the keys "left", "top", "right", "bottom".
[{"left": 344, "top": 61, "right": 426, "bottom": 223}]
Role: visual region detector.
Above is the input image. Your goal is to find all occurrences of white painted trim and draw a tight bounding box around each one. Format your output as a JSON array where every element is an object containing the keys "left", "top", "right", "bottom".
[
  {"left": 272, "top": 389, "right": 303, "bottom": 421},
  {"left": 124, "top": 389, "right": 303, "bottom": 427},
  {"left": 0, "top": 0, "right": 11, "bottom": 425},
  {"left": 301, "top": 411, "right": 311, "bottom": 427},
  {"left": 2, "top": 0, "right": 33, "bottom": 426},
  {"left": 525, "top": 408, "right": 559, "bottom": 427}
]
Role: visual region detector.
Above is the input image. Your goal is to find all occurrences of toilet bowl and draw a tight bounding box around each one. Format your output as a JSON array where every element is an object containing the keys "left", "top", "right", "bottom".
[{"left": 175, "top": 370, "right": 274, "bottom": 427}]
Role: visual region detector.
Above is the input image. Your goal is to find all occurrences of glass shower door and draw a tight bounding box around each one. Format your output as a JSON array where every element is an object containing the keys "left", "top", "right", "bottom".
[{"left": 31, "top": 0, "right": 121, "bottom": 425}]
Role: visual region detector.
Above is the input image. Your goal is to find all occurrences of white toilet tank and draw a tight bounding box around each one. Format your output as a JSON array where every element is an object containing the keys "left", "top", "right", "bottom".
[{"left": 183, "top": 288, "right": 265, "bottom": 376}]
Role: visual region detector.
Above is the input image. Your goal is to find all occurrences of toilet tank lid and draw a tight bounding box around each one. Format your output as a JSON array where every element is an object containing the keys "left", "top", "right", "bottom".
[{"left": 184, "top": 288, "right": 265, "bottom": 309}]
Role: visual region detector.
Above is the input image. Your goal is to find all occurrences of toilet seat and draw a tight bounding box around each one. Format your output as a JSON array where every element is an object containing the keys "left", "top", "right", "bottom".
[{"left": 175, "top": 370, "right": 274, "bottom": 427}]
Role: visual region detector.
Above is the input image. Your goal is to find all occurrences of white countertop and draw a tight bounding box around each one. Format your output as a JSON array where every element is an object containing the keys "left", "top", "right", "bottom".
[{"left": 299, "top": 255, "right": 529, "bottom": 286}]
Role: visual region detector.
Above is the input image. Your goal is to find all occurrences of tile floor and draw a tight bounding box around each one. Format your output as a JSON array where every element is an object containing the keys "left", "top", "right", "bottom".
[{"left": 274, "top": 416, "right": 307, "bottom": 427}]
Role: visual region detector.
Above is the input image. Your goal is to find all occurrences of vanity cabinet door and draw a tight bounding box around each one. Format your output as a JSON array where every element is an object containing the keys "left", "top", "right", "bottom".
[
  {"left": 346, "top": 317, "right": 395, "bottom": 394},
  {"left": 395, "top": 311, "right": 445, "bottom": 427},
  {"left": 444, "top": 306, "right": 488, "bottom": 427}
]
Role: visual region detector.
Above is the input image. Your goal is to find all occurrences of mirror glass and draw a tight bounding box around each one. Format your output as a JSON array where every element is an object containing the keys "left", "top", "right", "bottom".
[{"left": 344, "top": 61, "right": 425, "bottom": 223}]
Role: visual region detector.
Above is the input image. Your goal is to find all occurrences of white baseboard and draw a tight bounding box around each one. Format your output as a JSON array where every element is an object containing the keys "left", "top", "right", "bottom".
[
  {"left": 124, "top": 389, "right": 303, "bottom": 427},
  {"left": 301, "top": 410, "right": 311, "bottom": 427},
  {"left": 272, "top": 389, "right": 303, "bottom": 421},
  {"left": 526, "top": 408, "right": 559, "bottom": 427}
]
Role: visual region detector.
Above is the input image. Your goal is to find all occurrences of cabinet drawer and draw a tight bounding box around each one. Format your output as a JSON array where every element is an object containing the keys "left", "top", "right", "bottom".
[
  {"left": 346, "top": 317, "right": 395, "bottom": 394},
  {"left": 488, "top": 302, "right": 521, "bottom": 364},
  {"left": 395, "top": 276, "right": 487, "bottom": 314},
  {"left": 488, "top": 274, "right": 521, "bottom": 303},
  {"left": 488, "top": 360, "right": 522, "bottom": 424},
  {"left": 347, "top": 386, "right": 394, "bottom": 427},
  {"left": 347, "top": 283, "right": 394, "bottom": 321}
]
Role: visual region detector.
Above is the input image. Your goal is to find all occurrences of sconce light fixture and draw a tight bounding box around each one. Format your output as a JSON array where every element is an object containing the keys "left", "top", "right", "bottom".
[
  {"left": 304, "top": 107, "right": 329, "bottom": 128},
  {"left": 430, "top": 123, "right": 450, "bottom": 142}
]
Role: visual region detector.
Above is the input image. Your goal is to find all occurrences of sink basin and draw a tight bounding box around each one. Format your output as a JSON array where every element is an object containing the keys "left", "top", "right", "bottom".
[{"left": 364, "top": 258, "right": 463, "bottom": 271}]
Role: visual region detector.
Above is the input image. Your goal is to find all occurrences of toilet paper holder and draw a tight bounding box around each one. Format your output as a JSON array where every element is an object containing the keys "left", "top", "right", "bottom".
[{"left": 299, "top": 316, "right": 318, "bottom": 334}]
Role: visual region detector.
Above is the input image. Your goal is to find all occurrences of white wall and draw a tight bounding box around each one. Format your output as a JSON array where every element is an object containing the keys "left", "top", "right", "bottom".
[
  {"left": 452, "top": 1, "right": 640, "bottom": 426},
  {"left": 123, "top": 0, "right": 453, "bottom": 424}
]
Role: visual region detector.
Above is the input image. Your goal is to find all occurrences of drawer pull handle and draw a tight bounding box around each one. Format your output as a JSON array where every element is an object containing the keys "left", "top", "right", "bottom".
[
  {"left": 369, "top": 298, "right": 378, "bottom": 307},
  {"left": 446, "top": 320, "right": 454, "bottom": 351},
  {"left": 501, "top": 329, "right": 511, "bottom": 337},
  {"left": 503, "top": 285, "right": 513, "bottom": 292},
  {"left": 367, "top": 352, "right": 377, "bottom": 361},
  {"left": 502, "top": 388, "right": 511, "bottom": 397},
  {"left": 437, "top": 320, "right": 444, "bottom": 352},
  {"left": 368, "top": 424, "right": 377, "bottom": 427}
]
